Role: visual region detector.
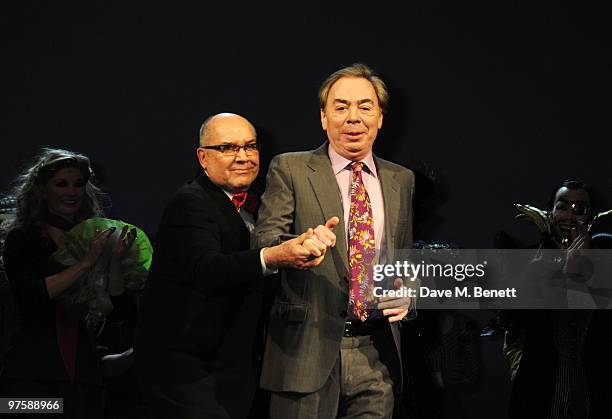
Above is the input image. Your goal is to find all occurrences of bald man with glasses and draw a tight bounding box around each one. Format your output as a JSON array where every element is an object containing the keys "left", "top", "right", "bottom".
[{"left": 136, "top": 113, "right": 333, "bottom": 419}]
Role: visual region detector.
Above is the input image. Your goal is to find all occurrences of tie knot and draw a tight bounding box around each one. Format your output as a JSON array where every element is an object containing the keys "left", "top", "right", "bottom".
[
  {"left": 231, "top": 192, "right": 248, "bottom": 212},
  {"left": 350, "top": 162, "right": 364, "bottom": 173}
]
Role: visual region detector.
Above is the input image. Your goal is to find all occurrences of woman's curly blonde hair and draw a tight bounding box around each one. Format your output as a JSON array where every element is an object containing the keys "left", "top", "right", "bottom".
[{"left": 6, "top": 147, "right": 106, "bottom": 232}]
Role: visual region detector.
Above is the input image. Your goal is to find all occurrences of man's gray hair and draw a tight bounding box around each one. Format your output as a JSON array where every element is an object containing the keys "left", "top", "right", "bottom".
[{"left": 318, "top": 63, "right": 389, "bottom": 113}]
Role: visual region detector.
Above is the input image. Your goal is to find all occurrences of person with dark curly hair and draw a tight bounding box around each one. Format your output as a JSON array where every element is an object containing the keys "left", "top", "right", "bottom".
[{"left": 0, "top": 148, "right": 136, "bottom": 418}]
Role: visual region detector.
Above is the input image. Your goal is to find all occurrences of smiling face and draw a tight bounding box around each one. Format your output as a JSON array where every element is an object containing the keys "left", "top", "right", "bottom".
[
  {"left": 551, "top": 186, "right": 592, "bottom": 244},
  {"left": 320, "top": 77, "right": 383, "bottom": 161},
  {"left": 196, "top": 114, "right": 259, "bottom": 194},
  {"left": 44, "top": 167, "right": 86, "bottom": 221}
]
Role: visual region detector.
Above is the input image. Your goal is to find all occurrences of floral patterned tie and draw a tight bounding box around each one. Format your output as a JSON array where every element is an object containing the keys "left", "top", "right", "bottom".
[{"left": 348, "top": 162, "right": 376, "bottom": 321}]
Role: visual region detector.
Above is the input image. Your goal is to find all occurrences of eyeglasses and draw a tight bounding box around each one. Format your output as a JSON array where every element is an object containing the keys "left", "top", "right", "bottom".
[{"left": 201, "top": 143, "right": 261, "bottom": 156}]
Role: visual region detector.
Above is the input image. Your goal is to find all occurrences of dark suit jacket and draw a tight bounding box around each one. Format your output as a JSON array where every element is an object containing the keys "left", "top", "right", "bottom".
[
  {"left": 508, "top": 237, "right": 612, "bottom": 419},
  {"left": 254, "top": 143, "right": 415, "bottom": 394},
  {"left": 136, "top": 173, "right": 265, "bottom": 418}
]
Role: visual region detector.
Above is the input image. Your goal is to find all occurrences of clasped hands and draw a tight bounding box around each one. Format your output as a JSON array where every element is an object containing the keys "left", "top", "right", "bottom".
[
  {"left": 262, "top": 217, "right": 411, "bottom": 321},
  {"left": 264, "top": 217, "right": 339, "bottom": 270}
]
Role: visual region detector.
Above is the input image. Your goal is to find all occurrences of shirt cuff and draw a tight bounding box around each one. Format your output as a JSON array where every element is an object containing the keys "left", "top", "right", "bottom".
[{"left": 260, "top": 248, "right": 279, "bottom": 276}]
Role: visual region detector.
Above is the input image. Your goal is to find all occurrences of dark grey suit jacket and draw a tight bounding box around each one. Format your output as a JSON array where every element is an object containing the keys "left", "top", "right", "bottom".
[{"left": 254, "top": 143, "right": 415, "bottom": 393}]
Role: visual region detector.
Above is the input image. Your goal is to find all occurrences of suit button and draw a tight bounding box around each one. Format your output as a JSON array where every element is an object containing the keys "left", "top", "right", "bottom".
[{"left": 340, "top": 310, "right": 347, "bottom": 318}]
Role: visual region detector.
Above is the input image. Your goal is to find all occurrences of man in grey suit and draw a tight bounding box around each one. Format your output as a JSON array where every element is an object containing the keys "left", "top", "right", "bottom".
[{"left": 255, "top": 63, "right": 414, "bottom": 418}]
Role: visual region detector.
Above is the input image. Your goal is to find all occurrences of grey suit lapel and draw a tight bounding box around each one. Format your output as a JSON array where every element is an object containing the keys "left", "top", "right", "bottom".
[
  {"left": 376, "top": 157, "right": 400, "bottom": 263},
  {"left": 306, "top": 144, "right": 349, "bottom": 275}
]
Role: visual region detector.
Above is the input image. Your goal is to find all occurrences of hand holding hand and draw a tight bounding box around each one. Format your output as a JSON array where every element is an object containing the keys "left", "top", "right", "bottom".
[
  {"left": 377, "top": 277, "right": 411, "bottom": 322},
  {"left": 302, "top": 228, "right": 328, "bottom": 259},
  {"left": 313, "top": 216, "right": 339, "bottom": 249},
  {"left": 264, "top": 229, "right": 328, "bottom": 270}
]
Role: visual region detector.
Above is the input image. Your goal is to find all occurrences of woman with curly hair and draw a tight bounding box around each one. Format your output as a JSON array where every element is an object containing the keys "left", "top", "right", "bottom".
[{"left": 0, "top": 148, "right": 136, "bottom": 418}]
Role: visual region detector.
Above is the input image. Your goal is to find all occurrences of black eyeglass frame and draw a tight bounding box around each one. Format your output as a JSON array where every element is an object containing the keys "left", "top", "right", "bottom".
[{"left": 200, "top": 143, "right": 261, "bottom": 156}]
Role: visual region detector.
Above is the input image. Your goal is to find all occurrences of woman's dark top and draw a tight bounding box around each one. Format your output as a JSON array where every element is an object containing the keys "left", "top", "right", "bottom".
[{"left": 1, "top": 226, "right": 127, "bottom": 384}]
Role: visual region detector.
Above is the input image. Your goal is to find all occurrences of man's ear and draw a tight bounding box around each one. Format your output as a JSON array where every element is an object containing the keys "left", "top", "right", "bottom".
[
  {"left": 378, "top": 111, "right": 383, "bottom": 129},
  {"left": 320, "top": 109, "right": 328, "bottom": 131},
  {"left": 196, "top": 147, "right": 207, "bottom": 171}
]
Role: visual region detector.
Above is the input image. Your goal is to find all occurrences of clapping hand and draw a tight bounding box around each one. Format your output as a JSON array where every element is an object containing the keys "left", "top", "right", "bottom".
[
  {"left": 81, "top": 227, "right": 115, "bottom": 268},
  {"left": 108, "top": 225, "right": 136, "bottom": 296},
  {"left": 111, "top": 225, "right": 137, "bottom": 262},
  {"left": 564, "top": 221, "right": 591, "bottom": 276}
]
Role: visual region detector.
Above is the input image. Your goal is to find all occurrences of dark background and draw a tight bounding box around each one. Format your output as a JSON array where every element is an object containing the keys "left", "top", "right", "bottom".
[{"left": 1, "top": 1, "right": 610, "bottom": 417}]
